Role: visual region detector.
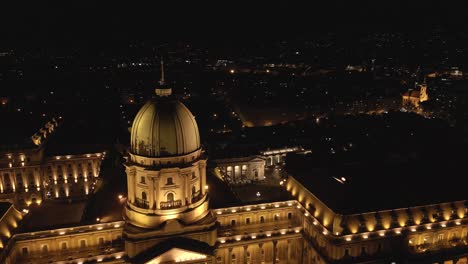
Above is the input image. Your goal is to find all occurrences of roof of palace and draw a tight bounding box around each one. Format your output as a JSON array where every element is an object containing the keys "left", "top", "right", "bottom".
[{"left": 291, "top": 159, "right": 468, "bottom": 215}]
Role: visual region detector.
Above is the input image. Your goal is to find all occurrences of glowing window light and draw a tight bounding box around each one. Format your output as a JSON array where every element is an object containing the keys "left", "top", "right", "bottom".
[
  {"left": 362, "top": 234, "right": 369, "bottom": 239},
  {"left": 345, "top": 237, "right": 351, "bottom": 241}
]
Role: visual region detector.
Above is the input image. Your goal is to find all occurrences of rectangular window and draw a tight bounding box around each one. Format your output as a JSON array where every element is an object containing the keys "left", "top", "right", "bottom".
[
  {"left": 344, "top": 248, "right": 350, "bottom": 256},
  {"left": 140, "top": 176, "right": 145, "bottom": 184},
  {"left": 98, "top": 237, "right": 105, "bottom": 245},
  {"left": 61, "top": 242, "right": 67, "bottom": 250},
  {"left": 246, "top": 218, "right": 250, "bottom": 224},
  {"left": 80, "top": 239, "right": 86, "bottom": 248},
  {"left": 22, "top": 247, "right": 28, "bottom": 255},
  {"left": 166, "top": 177, "right": 173, "bottom": 185}
]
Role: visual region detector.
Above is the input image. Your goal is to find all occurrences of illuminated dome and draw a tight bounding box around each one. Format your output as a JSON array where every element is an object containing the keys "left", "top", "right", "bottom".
[{"left": 130, "top": 97, "right": 201, "bottom": 157}]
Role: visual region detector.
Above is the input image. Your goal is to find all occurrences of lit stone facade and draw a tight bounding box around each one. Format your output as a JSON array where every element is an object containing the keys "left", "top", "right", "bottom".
[
  {"left": 4, "top": 221, "right": 125, "bottom": 264},
  {"left": 124, "top": 149, "right": 209, "bottom": 225},
  {"left": 214, "top": 156, "right": 266, "bottom": 183},
  {"left": 0, "top": 148, "right": 103, "bottom": 206}
]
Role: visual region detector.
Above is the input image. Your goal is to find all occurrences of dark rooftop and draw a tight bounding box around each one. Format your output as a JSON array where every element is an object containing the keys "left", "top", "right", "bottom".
[
  {"left": 0, "top": 202, "right": 12, "bottom": 217},
  {"left": 19, "top": 201, "right": 87, "bottom": 232},
  {"left": 290, "top": 157, "right": 468, "bottom": 215}
]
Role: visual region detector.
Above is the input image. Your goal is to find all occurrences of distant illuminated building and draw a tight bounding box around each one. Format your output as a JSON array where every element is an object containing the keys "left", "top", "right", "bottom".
[{"left": 402, "top": 80, "right": 429, "bottom": 108}]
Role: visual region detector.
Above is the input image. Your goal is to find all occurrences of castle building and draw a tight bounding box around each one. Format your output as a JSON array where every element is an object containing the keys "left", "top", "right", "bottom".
[
  {"left": 0, "top": 69, "right": 467, "bottom": 264},
  {"left": 402, "top": 81, "right": 429, "bottom": 108}
]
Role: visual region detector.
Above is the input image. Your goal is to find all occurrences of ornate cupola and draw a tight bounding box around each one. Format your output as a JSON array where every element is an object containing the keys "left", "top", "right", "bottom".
[
  {"left": 123, "top": 59, "right": 217, "bottom": 260},
  {"left": 124, "top": 58, "right": 210, "bottom": 228}
]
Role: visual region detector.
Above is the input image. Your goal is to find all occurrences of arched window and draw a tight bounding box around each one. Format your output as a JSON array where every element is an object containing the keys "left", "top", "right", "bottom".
[
  {"left": 260, "top": 216, "right": 265, "bottom": 223},
  {"left": 142, "top": 192, "right": 147, "bottom": 201},
  {"left": 41, "top": 244, "right": 48, "bottom": 253},
  {"left": 167, "top": 193, "right": 174, "bottom": 201}
]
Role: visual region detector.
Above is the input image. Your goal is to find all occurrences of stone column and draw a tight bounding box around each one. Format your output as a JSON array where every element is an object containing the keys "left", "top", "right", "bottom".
[
  {"left": 154, "top": 174, "right": 160, "bottom": 209},
  {"left": 211, "top": 249, "right": 218, "bottom": 264},
  {"left": 259, "top": 243, "right": 264, "bottom": 264},
  {"left": 182, "top": 173, "right": 187, "bottom": 206},
  {"left": 228, "top": 247, "right": 233, "bottom": 264},
  {"left": 299, "top": 239, "right": 304, "bottom": 264},
  {"left": 200, "top": 161, "right": 207, "bottom": 195},
  {"left": 149, "top": 174, "right": 155, "bottom": 209},
  {"left": 273, "top": 240, "right": 278, "bottom": 264},
  {"left": 127, "top": 168, "right": 134, "bottom": 203},
  {"left": 243, "top": 245, "right": 249, "bottom": 263},
  {"left": 287, "top": 239, "right": 291, "bottom": 264}
]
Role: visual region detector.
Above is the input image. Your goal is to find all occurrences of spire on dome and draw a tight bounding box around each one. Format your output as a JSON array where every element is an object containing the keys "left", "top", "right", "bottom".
[
  {"left": 159, "top": 56, "right": 165, "bottom": 86},
  {"left": 155, "top": 56, "right": 172, "bottom": 97}
]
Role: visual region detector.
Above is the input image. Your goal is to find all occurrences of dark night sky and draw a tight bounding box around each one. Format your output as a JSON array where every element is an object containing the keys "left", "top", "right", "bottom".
[{"left": 0, "top": 2, "right": 467, "bottom": 49}]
